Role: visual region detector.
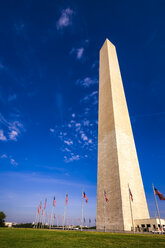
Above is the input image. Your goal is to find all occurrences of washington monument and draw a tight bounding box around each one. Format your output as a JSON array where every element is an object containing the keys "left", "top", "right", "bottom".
[{"left": 97, "top": 39, "right": 149, "bottom": 231}]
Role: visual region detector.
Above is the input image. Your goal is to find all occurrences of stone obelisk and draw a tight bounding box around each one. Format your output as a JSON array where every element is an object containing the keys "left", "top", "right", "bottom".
[{"left": 97, "top": 39, "right": 149, "bottom": 231}]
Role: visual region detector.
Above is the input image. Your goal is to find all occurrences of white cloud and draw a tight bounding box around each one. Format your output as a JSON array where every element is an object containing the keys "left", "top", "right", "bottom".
[
  {"left": 55, "top": 108, "right": 98, "bottom": 162},
  {"left": 65, "top": 148, "right": 71, "bottom": 152},
  {"left": 76, "top": 77, "right": 98, "bottom": 88},
  {"left": 0, "top": 114, "right": 25, "bottom": 142},
  {"left": 81, "top": 91, "right": 98, "bottom": 103},
  {"left": 50, "top": 128, "right": 55, "bottom": 133},
  {"left": 0, "top": 130, "right": 7, "bottom": 141},
  {"left": 84, "top": 107, "right": 90, "bottom": 116},
  {"left": 9, "top": 130, "right": 18, "bottom": 141},
  {"left": 77, "top": 48, "right": 84, "bottom": 59},
  {"left": 64, "top": 154, "right": 80, "bottom": 163},
  {"left": 80, "top": 91, "right": 98, "bottom": 107},
  {"left": 91, "top": 60, "right": 98, "bottom": 69},
  {"left": 70, "top": 47, "right": 84, "bottom": 60},
  {"left": 56, "top": 8, "right": 74, "bottom": 30},
  {"left": 81, "top": 133, "right": 88, "bottom": 141},
  {"left": 83, "top": 120, "right": 90, "bottom": 126},
  {"left": 64, "top": 140, "right": 73, "bottom": 145},
  {"left": 1, "top": 154, "right": 7, "bottom": 158},
  {"left": 10, "top": 158, "right": 18, "bottom": 166}
]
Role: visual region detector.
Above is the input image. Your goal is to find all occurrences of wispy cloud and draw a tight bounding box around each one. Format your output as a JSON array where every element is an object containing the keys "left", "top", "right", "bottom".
[
  {"left": 8, "top": 121, "right": 25, "bottom": 141},
  {"left": 70, "top": 47, "right": 84, "bottom": 60},
  {"left": 9, "top": 130, "right": 18, "bottom": 141},
  {"left": 0, "top": 171, "right": 96, "bottom": 189},
  {"left": 76, "top": 77, "right": 98, "bottom": 88},
  {"left": 81, "top": 91, "right": 98, "bottom": 105},
  {"left": 56, "top": 8, "right": 74, "bottom": 30},
  {"left": 1, "top": 153, "right": 18, "bottom": 167},
  {"left": 54, "top": 115, "right": 98, "bottom": 163},
  {"left": 50, "top": 88, "right": 98, "bottom": 163},
  {"left": 1, "top": 154, "right": 7, "bottom": 158},
  {"left": 64, "top": 139, "right": 73, "bottom": 146},
  {"left": 81, "top": 132, "right": 88, "bottom": 141},
  {"left": 91, "top": 60, "right": 98, "bottom": 69},
  {"left": 10, "top": 158, "right": 18, "bottom": 166},
  {"left": 0, "top": 129, "right": 7, "bottom": 141},
  {"left": 50, "top": 128, "right": 55, "bottom": 133},
  {"left": 64, "top": 154, "right": 80, "bottom": 163},
  {"left": 0, "top": 114, "right": 25, "bottom": 141},
  {"left": 77, "top": 48, "right": 84, "bottom": 59}
]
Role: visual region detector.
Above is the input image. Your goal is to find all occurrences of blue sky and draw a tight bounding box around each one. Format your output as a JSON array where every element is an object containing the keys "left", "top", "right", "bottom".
[{"left": 0, "top": 0, "right": 165, "bottom": 224}]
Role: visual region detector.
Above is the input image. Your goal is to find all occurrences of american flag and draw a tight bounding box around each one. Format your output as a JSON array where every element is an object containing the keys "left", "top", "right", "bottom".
[
  {"left": 104, "top": 190, "right": 109, "bottom": 202},
  {"left": 83, "top": 192, "right": 88, "bottom": 203},
  {"left": 66, "top": 193, "right": 68, "bottom": 205},
  {"left": 154, "top": 187, "right": 165, "bottom": 200},
  {"left": 37, "top": 202, "right": 41, "bottom": 214},
  {"left": 53, "top": 196, "right": 56, "bottom": 206},
  {"left": 129, "top": 188, "right": 133, "bottom": 202}
]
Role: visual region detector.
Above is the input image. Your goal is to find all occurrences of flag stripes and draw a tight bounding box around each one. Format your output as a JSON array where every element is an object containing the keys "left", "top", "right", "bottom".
[{"left": 154, "top": 187, "right": 165, "bottom": 200}]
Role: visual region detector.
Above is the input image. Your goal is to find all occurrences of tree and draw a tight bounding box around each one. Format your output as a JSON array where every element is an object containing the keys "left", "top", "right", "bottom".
[{"left": 0, "top": 212, "right": 6, "bottom": 227}]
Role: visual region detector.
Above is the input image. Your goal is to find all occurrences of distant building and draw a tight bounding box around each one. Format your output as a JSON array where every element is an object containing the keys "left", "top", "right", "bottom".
[
  {"left": 5, "top": 222, "right": 13, "bottom": 227},
  {"left": 134, "top": 218, "right": 165, "bottom": 232}
]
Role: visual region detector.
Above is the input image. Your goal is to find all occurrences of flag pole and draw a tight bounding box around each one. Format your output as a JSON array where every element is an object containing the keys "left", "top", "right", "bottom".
[
  {"left": 34, "top": 209, "right": 38, "bottom": 228},
  {"left": 81, "top": 189, "right": 84, "bottom": 231},
  {"left": 43, "top": 212, "right": 46, "bottom": 227},
  {"left": 128, "top": 184, "right": 134, "bottom": 233},
  {"left": 34, "top": 205, "right": 39, "bottom": 228},
  {"left": 42, "top": 208, "right": 46, "bottom": 228},
  {"left": 37, "top": 213, "right": 40, "bottom": 229},
  {"left": 63, "top": 192, "right": 67, "bottom": 230},
  {"left": 49, "top": 205, "right": 54, "bottom": 229},
  {"left": 48, "top": 214, "right": 50, "bottom": 227},
  {"left": 152, "top": 183, "right": 162, "bottom": 234},
  {"left": 40, "top": 211, "right": 43, "bottom": 229},
  {"left": 63, "top": 205, "right": 66, "bottom": 230},
  {"left": 41, "top": 211, "right": 43, "bottom": 229},
  {"left": 103, "top": 189, "right": 106, "bottom": 232},
  {"left": 57, "top": 216, "right": 59, "bottom": 227}
]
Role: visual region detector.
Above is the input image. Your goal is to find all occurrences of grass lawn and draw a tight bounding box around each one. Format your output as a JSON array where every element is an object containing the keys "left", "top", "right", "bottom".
[{"left": 0, "top": 228, "right": 165, "bottom": 248}]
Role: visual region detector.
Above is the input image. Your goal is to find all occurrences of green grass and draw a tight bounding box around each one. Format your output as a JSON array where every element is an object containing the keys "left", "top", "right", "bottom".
[{"left": 0, "top": 228, "right": 165, "bottom": 248}]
